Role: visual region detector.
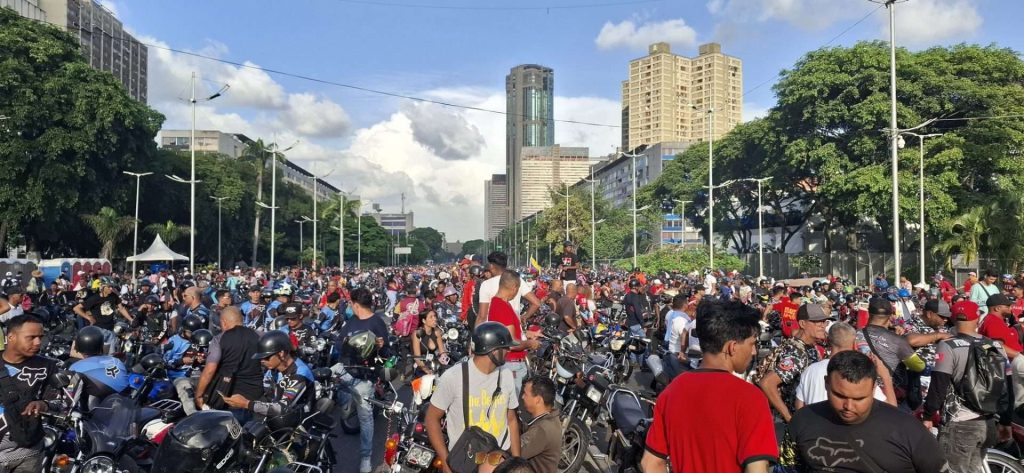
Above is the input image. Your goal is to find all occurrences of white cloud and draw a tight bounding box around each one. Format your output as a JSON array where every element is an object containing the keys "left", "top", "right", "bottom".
[
  {"left": 275, "top": 93, "right": 351, "bottom": 138},
  {"left": 553, "top": 96, "right": 621, "bottom": 156},
  {"left": 743, "top": 101, "right": 770, "bottom": 122},
  {"left": 595, "top": 19, "right": 698, "bottom": 51},
  {"left": 888, "top": 0, "right": 981, "bottom": 46},
  {"left": 402, "top": 102, "right": 486, "bottom": 161}
]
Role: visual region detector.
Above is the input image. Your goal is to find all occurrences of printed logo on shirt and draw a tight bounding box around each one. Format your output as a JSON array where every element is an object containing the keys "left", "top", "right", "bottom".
[
  {"left": 105, "top": 365, "right": 120, "bottom": 379},
  {"left": 17, "top": 367, "right": 48, "bottom": 387},
  {"left": 468, "top": 388, "right": 509, "bottom": 440},
  {"left": 807, "top": 437, "right": 860, "bottom": 468}
]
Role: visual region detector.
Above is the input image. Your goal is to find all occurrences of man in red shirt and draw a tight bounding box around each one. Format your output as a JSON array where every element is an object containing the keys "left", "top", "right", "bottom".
[
  {"left": 487, "top": 270, "right": 539, "bottom": 396},
  {"left": 642, "top": 299, "right": 778, "bottom": 473},
  {"left": 776, "top": 292, "right": 802, "bottom": 337},
  {"left": 979, "top": 293, "right": 1024, "bottom": 410}
]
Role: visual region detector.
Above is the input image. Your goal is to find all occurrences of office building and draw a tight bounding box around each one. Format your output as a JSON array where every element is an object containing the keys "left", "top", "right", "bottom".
[
  {"left": 506, "top": 64, "right": 554, "bottom": 225},
  {"left": 278, "top": 158, "right": 340, "bottom": 202},
  {"left": 159, "top": 129, "right": 252, "bottom": 159},
  {"left": 484, "top": 174, "right": 508, "bottom": 240},
  {"left": 23, "top": 0, "right": 149, "bottom": 103},
  {"left": 519, "top": 146, "right": 590, "bottom": 220},
  {"left": 367, "top": 212, "right": 414, "bottom": 236},
  {"left": 621, "top": 42, "right": 741, "bottom": 151},
  {"left": 590, "top": 142, "right": 689, "bottom": 208}
]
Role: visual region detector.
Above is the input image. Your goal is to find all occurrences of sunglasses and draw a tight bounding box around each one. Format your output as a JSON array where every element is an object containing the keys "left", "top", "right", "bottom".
[{"left": 474, "top": 451, "right": 508, "bottom": 466}]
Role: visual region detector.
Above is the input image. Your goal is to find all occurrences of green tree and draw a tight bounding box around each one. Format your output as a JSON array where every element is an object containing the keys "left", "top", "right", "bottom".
[
  {"left": 240, "top": 139, "right": 290, "bottom": 265},
  {"left": 0, "top": 8, "right": 163, "bottom": 254},
  {"left": 145, "top": 220, "right": 192, "bottom": 247},
  {"left": 409, "top": 227, "right": 445, "bottom": 261},
  {"left": 81, "top": 207, "right": 135, "bottom": 260},
  {"left": 461, "top": 239, "right": 488, "bottom": 257}
]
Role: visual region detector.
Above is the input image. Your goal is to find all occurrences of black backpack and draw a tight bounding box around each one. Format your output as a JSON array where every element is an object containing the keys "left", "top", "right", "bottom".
[{"left": 954, "top": 336, "right": 1006, "bottom": 415}]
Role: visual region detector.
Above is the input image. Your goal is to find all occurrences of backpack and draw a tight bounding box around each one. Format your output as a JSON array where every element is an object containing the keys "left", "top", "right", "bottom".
[{"left": 954, "top": 336, "right": 1006, "bottom": 415}]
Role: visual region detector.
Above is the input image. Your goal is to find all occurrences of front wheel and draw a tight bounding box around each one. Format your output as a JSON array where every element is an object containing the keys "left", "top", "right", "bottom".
[
  {"left": 985, "top": 449, "right": 1024, "bottom": 473},
  {"left": 559, "top": 416, "right": 589, "bottom": 473}
]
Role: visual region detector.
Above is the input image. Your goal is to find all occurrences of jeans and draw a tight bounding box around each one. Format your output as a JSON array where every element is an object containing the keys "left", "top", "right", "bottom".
[
  {"left": 505, "top": 361, "right": 528, "bottom": 397},
  {"left": 629, "top": 324, "right": 647, "bottom": 366},
  {"left": 339, "top": 378, "right": 375, "bottom": 459},
  {"left": 938, "top": 418, "right": 987, "bottom": 473},
  {"left": 664, "top": 353, "right": 686, "bottom": 381},
  {"left": 99, "top": 327, "right": 117, "bottom": 355},
  {"left": 174, "top": 377, "right": 197, "bottom": 415},
  {"left": 1011, "top": 356, "right": 1024, "bottom": 409},
  {"left": 0, "top": 452, "right": 42, "bottom": 473}
]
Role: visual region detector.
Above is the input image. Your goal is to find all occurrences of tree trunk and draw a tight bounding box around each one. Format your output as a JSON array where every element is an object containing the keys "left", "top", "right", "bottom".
[
  {"left": 0, "top": 220, "right": 8, "bottom": 257},
  {"left": 102, "top": 241, "right": 114, "bottom": 261},
  {"left": 252, "top": 164, "right": 264, "bottom": 265}
]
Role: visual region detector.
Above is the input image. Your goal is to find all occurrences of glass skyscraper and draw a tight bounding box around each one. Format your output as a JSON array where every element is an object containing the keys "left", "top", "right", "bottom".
[{"left": 506, "top": 64, "right": 554, "bottom": 224}]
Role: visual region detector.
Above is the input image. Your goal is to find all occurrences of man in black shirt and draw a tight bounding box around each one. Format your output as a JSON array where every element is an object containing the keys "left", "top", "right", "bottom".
[
  {"left": 0, "top": 315, "right": 60, "bottom": 472},
  {"left": 622, "top": 279, "right": 648, "bottom": 365},
  {"left": 72, "top": 277, "right": 133, "bottom": 355},
  {"left": 790, "top": 350, "right": 947, "bottom": 472},
  {"left": 194, "top": 307, "right": 263, "bottom": 422},
  {"left": 558, "top": 241, "right": 579, "bottom": 287}
]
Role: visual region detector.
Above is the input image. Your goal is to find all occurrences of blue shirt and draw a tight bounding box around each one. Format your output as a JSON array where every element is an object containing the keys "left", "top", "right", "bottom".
[
  {"left": 319, "top": 305, "right": 339, "bottom": 332},
  {"left": 162, "top": 334, "right": 192, "bottom": 379}
]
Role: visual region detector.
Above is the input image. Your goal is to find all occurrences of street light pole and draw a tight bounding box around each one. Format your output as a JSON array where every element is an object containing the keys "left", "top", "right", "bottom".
[
  {"left": 210, "top": 196, "right": 228, "bottom": 270},
  {"left": 901, "top": 131, "right": 942, "bottom": 285},
  {"left": 631, "top": 152, "right": 639, "bottom": 268},
  {"left": 295, "top": 216, "right": 311, "bottom": 267},
  {"left": 123, "top": 171, "right": 152, "bottom": 279},
  {"left": 707, "top": 108, "right": 715, "bottom": 269},
  {"left": 676, "top": 200, "right": 692, "bottom": 246},
  {"left": 186, "top": 72, "right": 228, "bottom": 274},
  {"left": 756, "top": 179, "right": 765, "bottom": 280},
  {"left": 310, "top": 169, "right": 333, "bottom": 270}
]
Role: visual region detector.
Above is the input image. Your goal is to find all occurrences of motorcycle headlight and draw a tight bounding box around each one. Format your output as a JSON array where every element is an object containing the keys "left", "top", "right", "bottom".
[
  {"left": 407, "top": 443, "right": 435, "bottom": 467},
  {"left": 586, "top": 385, "right": 602, "bottom": 404},
  {"left": 81, "top": 455, "right": 116, "bottom": 473},
  {"left": 446, "top": 328, "right": 459, "bottom": 340},
  {"left": 610, "top": 339, "right": 625, "bottom": 351}
]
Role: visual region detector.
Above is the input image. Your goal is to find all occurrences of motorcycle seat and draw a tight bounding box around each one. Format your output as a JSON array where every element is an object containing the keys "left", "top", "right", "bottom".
[
  {"left": 137, "top": 407, "right": 162, "bottom": 425},
  {"left": 610, "top": 393, "right": 647, "bottom": 436}
]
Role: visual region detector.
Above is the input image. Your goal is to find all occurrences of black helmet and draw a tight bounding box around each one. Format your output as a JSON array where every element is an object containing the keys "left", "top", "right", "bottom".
[
  {"left": 191, "top": 329, "right": 214, "bottom": 348},
  {"left": 346, "top": 330, "right": 376, "bottom": 360},
  {"left": 143, "top": 294, "right": 160, "bottom": 305},
  {"left": 75, "top": 325, "right": 106, "bottom": 356},
  {"left": 472, "top": 322, "right": 516, "bottom": 355},
  {"left": 469, "top": 265, "right": 483, "bottom": 277},
  {"left": 252, "top": 330, "right": 293, "bottom": 360},
  {"left": 544, "top": 312, "right": 561, "bottom": 327},
  {"left": 261, "top": 288, "right": 273, "bottom": 298},
  {"left": 181, "top": 315, "right": 204, "bottom": 333},
  {"left": 629, "top": 279, "right": 642, "bottom": 288},
  {"left": 137, "top": 353, "right": 165, "bottom": 374}
]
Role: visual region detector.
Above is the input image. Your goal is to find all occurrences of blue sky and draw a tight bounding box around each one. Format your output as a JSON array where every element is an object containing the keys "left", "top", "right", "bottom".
[{"left": 107, "top": 0, "right": 1024, "bottom": 241}]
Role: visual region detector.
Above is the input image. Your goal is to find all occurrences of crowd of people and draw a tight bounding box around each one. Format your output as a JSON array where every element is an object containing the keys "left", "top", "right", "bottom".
[{"left": 0, "top": 242, "right": 1018, "bottom": 473}]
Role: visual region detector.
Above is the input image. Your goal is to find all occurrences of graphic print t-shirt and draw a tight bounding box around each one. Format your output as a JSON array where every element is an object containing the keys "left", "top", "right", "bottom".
[
  {"left": 430, "top": 360, "right": 518, "bottom": 450},
  {"left": 0, "top": 355, "right": 55, "bottom": 447},
  {"left": 82, "top": 293, "right": 121, "bottom": 330},
  {"left": 559, "top": 253, "right": 578, "bottom": 281}
]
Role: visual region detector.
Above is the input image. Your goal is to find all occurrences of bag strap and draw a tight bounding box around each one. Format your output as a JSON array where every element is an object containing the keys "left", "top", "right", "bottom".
[
  {"left": 842, "top": 430, "right": 885, "bottom": 473},
  {"left": 462, "top": 361, "right": 470, "bottom": 428}
]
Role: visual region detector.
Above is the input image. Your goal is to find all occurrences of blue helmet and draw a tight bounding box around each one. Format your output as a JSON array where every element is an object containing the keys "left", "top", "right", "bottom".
[{"left": 897, "top": 288, "right": 911, "bottom": 298}]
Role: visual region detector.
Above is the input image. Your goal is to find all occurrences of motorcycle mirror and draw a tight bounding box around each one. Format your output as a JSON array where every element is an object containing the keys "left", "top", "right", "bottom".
[
  {"left": 313, "top": 368, "right": 334, "bottom": 382},
  {"left": 50, "top": 370, "right": 73, "bottom": 388}
]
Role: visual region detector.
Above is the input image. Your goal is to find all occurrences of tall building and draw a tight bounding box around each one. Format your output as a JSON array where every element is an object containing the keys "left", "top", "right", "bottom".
[
  {"left": 506, "top": 64, "right": 554, "bottom": 225},
  {"left": 621, "top": 42, "right": 741, "bottom": 151},
  {"left": 9, "top": 0, "right": 150, "bottom": 103},
  {"left": 159, "top": 129, "right": 252, "bottom": 159},
  {"left": 519, "top": 146, "right": 591, "bottom": 220},
  {"left": 367, "top": 212, "right": 414, "bottom": 236},
  {"left": 590, "top": 142, "right": 690, "bottom": 209},
  {"left": 484, "top": 174, "right": 508, "bottom": 240}
]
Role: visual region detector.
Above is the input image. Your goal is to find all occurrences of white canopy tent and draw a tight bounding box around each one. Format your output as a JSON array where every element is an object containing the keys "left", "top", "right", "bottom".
[{"left": 126, "top": 235, "right": 189, "bottom": 262}]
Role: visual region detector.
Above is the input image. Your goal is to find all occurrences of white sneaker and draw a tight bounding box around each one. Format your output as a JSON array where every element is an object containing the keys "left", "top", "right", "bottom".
[{"left": 360, "top": 457, "right": 372, "bottom": 473}]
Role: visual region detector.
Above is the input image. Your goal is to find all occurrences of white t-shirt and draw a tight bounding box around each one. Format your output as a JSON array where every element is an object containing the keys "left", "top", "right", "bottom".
[
  {"left": 478, "top": 276, "right": 535, "bottom": 315},
  {"left": 795, "top": 358, "right": 886, "bottom": 406},
  {"left": 667, "top": 313, "right": 690, "bottom": 354}
]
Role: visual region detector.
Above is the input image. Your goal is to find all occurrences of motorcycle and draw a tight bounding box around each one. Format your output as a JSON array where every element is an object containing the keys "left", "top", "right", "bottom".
[
  {"left": 604, "top": 387, "right": 656, "bottom": 473},
  {"left": 334, "top": 361, "right": 401, "bottom": 435}
]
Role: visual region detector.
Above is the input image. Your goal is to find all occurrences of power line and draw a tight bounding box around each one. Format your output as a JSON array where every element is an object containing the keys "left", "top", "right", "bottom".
[{"left": 335, "top": 0, "right": 663, "bottom": 10}]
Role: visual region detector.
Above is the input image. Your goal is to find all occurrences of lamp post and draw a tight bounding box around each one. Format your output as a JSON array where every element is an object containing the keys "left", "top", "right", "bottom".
[
  {"left": 674, "top": 199, "right": 692, "bottom": 246},
  {"left": 690, "top": 105, "right": 715, "bottom": 268},
  {"left": 295, "top": 216, "right": 311, "bottom": 267},
  {"left": 355, "top": 199, "right": 372, "bottom": 271},
  {"left": 715, "top": 178, "right": 770, "bottom": 280},
  {"left": 310, "top": 168, "right": 333, "bottom": 270},
  {"left": 209, "top": 196, "right": 228, "bottom": 270},
  {"left": 584, "top": 163, "right": 599, "bottom": 266},
  {"left": 256, "top": 200, "right": 278, "bottom": 272},
  {"left": 166, "top": 174, "right": 202, "bottom": 270},
  {"left": 262, "top": 141, "right": 298, "bottom": 274},
  {"left": 123, "top": 171, "right": 152, "bottom": 279},
  {"left": 900, "top": 131, "right": 942, "bottom": 285},
  {"left": 553, "top": 183, "right": 571, "bottom": 242},
  {"left": 631, "top": 205, "right": 651, "bottom": 268},
  {"left": 186, "top": 71, "right": 228, "bottom": 274}
]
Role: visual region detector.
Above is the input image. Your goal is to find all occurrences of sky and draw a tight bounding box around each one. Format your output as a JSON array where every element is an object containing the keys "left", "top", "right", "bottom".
[{"left": 104, "top": 0, "right": 1024, "bottom": 242}]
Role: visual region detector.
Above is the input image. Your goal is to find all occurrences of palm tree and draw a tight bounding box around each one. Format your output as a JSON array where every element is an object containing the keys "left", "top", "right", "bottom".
[
  {"left": 240, "top": 139, "right": 284, "bottom": 265},
  {"left": 81, "top": 207, "right": 136, "bottom": 260},
  {"left": 145, "top": 220, "right": 191, "bottom": 246},
  {"left": 933, "top": 206, "right": 990, "bottom": 272}
]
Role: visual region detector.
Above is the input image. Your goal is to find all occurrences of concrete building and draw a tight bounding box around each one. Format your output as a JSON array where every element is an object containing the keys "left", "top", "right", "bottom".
[
  {"left": 590, "top": 142, "right": 690, "bottom": 208},
  {"left": 366, "top": 212, "right": 414, "bottom": 236},
  {"left": 278, "top": 159, "right": 341, "bottom": 202},
  {"left": 519, "top": 145, "right": 590, "bottom": 220},
  {"left": 21, "top": 0, "right": 149, "bottom": 103},
  {"left": 484, "top": 174, "right": 508, "bottom": 240},
  {"left": 159, "top": 130, "right": 252, "bottom": 159},
  {"left": 2, "top": 0, "right": 46, "bottom": 21},
  {"left": 506, "top": 64, "right": 554, "bottom": 225},
  {"left": 621, "top": 42, "right": 741, "bottom": 151}
]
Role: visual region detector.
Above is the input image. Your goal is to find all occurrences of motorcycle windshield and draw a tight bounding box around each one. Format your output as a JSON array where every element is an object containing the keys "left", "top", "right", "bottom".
[{"left": 88, "top": 394, "right": 138, "bottom": 441}]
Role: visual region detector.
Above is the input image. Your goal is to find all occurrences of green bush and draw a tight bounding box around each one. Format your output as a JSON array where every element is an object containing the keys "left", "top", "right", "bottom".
[{"left": 613, "top": 248, "right": 745, "bottom": 274}]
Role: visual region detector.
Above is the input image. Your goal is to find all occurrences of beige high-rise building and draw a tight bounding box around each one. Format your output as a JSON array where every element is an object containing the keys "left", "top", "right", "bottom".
[
  {"left": 621, "top": 42, "right": 742, "bottom": 151},
  {"left": 484, "top": 174, "right": 508, "bottom": 240},
  {"left": 519, "top": 146, "right": 590, "bottom": 220}
]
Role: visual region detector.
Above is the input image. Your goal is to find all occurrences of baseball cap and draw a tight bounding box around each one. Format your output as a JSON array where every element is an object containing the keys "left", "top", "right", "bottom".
[
  {"left": 987, "top": 293, "right": 1012, "bottom": 308},
  {"left": 796, "top": 303, "right": 830, "bottom": 321},
  {"left": 968, "top": 271, "right": 977, "bottom": 277},
  {"left": 279, "top": 302, "right": 303, "bottom": 319},
  {"left": 923, "top": 299, "right": 952, "bottom": 318},
  {"left": 952, "top": 300, "right": 980, "bottom": 322}
]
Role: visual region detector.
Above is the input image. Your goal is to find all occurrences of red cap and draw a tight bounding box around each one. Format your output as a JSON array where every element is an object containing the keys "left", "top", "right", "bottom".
[{"left": 952, "top": 300, "right": 980, "bottom": 322}]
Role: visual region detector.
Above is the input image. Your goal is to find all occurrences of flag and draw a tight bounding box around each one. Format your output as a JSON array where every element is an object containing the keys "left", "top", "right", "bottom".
[{"left": 530, "top": 257, "right": 543, "bottom": 272}]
